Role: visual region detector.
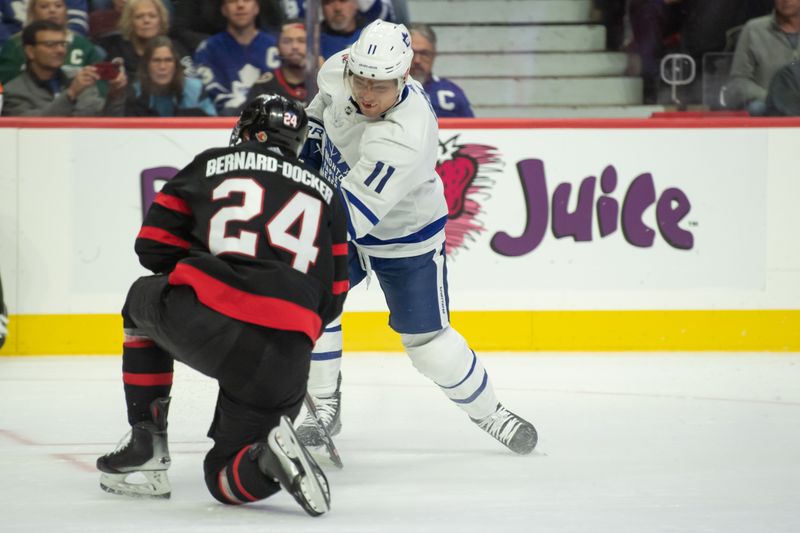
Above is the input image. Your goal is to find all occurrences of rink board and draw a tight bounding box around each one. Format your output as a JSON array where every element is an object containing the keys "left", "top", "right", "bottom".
[{"left": 0, "top": 117, "right": 799, "bottom": 354}]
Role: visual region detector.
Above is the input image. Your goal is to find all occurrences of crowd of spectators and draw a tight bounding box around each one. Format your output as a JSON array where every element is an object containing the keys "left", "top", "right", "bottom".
[
  {"left": 0, "top": 0, "right": 446, "bottom": 117},
  {"left": 595, "top": 0, "right": 800, "bottom": 114},
  {"left": 3, "top": 0, "right": 795, "bottom": 117}
]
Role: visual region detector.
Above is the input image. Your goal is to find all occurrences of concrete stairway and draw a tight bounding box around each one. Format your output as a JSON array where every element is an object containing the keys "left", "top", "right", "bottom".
[{"left": 406, "top": 0, "right": 662, "bottom": 118}]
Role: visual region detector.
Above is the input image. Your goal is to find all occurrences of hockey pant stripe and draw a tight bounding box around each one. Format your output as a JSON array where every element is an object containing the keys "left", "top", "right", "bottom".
[{"left": 212, "top": 445, "right": 279, "bottom": 505}]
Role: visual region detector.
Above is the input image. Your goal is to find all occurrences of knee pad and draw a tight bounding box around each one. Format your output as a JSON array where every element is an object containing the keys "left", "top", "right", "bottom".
[{"left": 402, "top": 326, "right": 472, "bottom": 386}]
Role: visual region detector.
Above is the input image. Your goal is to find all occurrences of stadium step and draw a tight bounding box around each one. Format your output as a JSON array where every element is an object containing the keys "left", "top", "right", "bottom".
[
  {"left": 452, "top": 76, "right": 643, "bottom": 106},
  {"left": 407, "top": 0, "right": 648, "bottom": 116},
  {"left": 413, "top": 0, "right": 594, "bottom": 25},
  {"left": 435, "top": 51, "right": 629, "bottom": 78},
  {"left": 470, "top": 104, "right": 665, "bottom": 119},
  {"left": 433, "top": 24, "right": 605, "bottom": 53}
]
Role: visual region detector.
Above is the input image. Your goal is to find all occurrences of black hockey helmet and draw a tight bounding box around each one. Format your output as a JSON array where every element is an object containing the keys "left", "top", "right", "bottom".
[{"left": 230, "top": 94, "right": 309, "bottom": 157}]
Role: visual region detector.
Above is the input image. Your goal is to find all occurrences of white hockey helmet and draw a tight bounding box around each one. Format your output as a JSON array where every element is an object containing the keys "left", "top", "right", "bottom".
[{"left": 346, "top": 19, "right": 413, "bottom": 89}]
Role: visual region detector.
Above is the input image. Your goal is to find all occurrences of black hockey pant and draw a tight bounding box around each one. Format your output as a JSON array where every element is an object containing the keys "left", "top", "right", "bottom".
[{"left": 121, "top": 274, "right": 312, "bottom": 504}]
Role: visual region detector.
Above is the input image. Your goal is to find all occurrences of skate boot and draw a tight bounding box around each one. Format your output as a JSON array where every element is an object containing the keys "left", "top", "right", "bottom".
[
  {"left": 296, "top": 373, "right": 341, "bottom": 447},
  {"left": 472, "top": 403, "right": 538, "bottom": 455},
  {"left": 97, "top": 397, "right": 172, "bottom": 498},
  {"left": 252, "top": 415, "right": 331, "bottom": 516}
]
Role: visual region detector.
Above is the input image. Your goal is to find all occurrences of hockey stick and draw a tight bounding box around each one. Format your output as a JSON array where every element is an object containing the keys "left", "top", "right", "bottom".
[{"left": 304, "top": 392, "right": 344, "bottom": 469}]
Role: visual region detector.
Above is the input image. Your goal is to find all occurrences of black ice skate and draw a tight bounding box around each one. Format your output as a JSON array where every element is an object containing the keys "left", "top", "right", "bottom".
[
  {"left": 472, "top": 403, "right": 538, "bottom": 455},
  {"left": 252, "top": 415, "right": 331, "bottom": 516},
  {"left": 97, "top": 397, "right": 172, "bottom": 498},
  {"left": 296, "top": 373, "right": 341, "bottom": 447}
]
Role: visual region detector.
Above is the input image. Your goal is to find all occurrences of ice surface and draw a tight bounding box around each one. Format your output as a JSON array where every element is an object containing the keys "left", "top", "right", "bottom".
[{"left": 1, "top": 353, "right": 799, "bottom": 533}]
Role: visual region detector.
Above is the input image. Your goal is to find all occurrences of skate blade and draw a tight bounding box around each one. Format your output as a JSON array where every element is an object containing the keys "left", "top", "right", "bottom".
[
  {"left": 306, "top": 443, "right": 344, "bottom": 469},
  {"left": 273, "top": 416, "right": 331, "bottom": 516},
  {"left": 99, "top": 470, "right": 171, "bottom": 499}
]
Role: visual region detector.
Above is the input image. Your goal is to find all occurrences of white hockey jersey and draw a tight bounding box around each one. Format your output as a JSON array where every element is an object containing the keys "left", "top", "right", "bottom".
[{"left": 305, "top": 50, "right": 448, "bottom": 258}]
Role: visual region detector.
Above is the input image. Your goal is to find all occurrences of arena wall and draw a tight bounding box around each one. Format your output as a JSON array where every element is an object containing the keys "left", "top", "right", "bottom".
[{"left": 1, "top": 117, "right": 798, "bottom": 354}]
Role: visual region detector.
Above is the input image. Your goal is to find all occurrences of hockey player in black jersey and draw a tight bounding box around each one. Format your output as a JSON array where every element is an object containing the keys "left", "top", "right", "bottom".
[{"left": 96, "top": 94, "right": 349, "bottom": 516}]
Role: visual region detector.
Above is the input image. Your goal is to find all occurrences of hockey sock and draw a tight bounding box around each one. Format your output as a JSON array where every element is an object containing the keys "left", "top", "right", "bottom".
[
  {"left": 404, "top": 327, "right": 499, "bottom": 420},
  {"left": 308, "top": 318, "right": 343, "bottom": 397},
  {"left": 207, "top": 445, "right": 280, "bottom": 505},
  {"left": 122, "top": 335, "right": 173, "bottom": 426},
  {"left": 437, "top": 349, "right": 499, "bottom": 420}
]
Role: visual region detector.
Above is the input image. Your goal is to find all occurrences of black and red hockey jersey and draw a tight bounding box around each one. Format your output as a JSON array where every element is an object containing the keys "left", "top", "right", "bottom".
[{"left": 135, "top": 140, "right": 348, "bottom": 342}]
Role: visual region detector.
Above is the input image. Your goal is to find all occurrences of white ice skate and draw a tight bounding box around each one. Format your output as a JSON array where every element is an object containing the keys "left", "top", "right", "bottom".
[{"left": 253, "top": 415, "right": 331, "bottom": 516}]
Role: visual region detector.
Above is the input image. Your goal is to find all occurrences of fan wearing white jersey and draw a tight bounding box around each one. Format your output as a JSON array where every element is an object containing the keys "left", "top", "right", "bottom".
[{"left": 298, "top": 19, "right": 537, "bottom": 455}]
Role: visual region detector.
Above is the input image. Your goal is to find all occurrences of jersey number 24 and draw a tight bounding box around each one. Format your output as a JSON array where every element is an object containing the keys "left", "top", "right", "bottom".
[{"left": 209, "top": 178, "right": 322, "bottom": 274}]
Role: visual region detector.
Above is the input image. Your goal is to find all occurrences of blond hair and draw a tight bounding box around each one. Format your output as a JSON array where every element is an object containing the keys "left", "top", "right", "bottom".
[
  {"left": 119, "top": 0, "right": 170, "bottom": 42},
  {"left": 25, "top": 0, "right": 67, "bottom": 27}
]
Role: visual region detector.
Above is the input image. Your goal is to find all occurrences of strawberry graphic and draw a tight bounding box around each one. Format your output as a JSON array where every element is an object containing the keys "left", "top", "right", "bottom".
[
  {"left": 436, "top": 135, "right": 501, "bottom": 257},
  {"left": 436, "top": 153, "right": 478, "bottom": 218}
]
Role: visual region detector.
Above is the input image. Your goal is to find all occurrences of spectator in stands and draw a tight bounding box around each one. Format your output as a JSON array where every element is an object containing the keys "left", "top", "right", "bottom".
[
  {"left": 0, "top": 0, "right": 101, "bottom": 84},
  {"left": 627, "top": 0, "right": 688, "bottom": 104},
  {"left": 170, "top": 0, "right": 283, "bottom": 54},
  {"left": 594, "top": 0, "right": 627, "bottom": 51},
  {"left": 409, "top": 23, "right": 474, "bottom": 118},
  {"left": 3, "top": 0, "right": 88, "bottom": 36},
  {"left": 280, "top": 0, "right": 396, "bottom": 24},
  {"left": 246, "top": 18, "right": 308, "bottom": 104},
  {"left": 320, "top": 0, "right": 365, "bottom": 58},
  {"left": 99, "top": 0, "right": 191, "bottom": 77},
  {"left": 2, "top": 19, "right": 126, "bottom": 115},
  {"left": 194, "top": 0, "right": 278, "bottom": 115},
  {"left": 1, "top": 1, "right": 20, "bottom": 50},
  {"left": 727, "top": 0, "right": 800, "bottom": 115},
  {"left": 766, "top": 60, "right": 800, "bottom": 114},
  {"left": 125, "top": 35, "right": 215, "bottom": 116},
  {"left": 88, "top": 0, "right": 124, "bottom": 40}
]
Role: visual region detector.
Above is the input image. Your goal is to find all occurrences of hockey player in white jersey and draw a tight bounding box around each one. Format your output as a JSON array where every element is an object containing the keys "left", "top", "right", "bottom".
[{"left": 298, "top": 19, "right": 537, "bottom": 455}]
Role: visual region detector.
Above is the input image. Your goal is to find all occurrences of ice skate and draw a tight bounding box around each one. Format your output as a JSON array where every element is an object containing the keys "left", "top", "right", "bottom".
[
  {"left": 252, "top": 415, "right": 330, "bottom": 516},
  {"left": 97, "top": 397, "right": 171, "bottom": 498},
  {"left": 472, "top": 403, "right": 538, "bottom": 455},
  {"left": 296, "top": 373, "right": 341, "bottom": 447}
]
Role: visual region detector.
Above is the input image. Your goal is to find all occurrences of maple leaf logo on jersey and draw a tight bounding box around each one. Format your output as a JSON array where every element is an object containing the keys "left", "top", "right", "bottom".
[{"left": 435, "top": 135, "right": 501, "bottom": 257}]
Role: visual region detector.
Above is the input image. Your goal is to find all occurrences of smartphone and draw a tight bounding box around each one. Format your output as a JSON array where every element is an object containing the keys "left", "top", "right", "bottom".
[{"left": 94, "top": 61, "right": 120, "bottom": 81}]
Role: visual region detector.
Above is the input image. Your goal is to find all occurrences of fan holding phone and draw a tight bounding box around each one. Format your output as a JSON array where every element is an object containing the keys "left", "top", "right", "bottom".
[
  {"left": 2, "top": 20, "right": 128, "bottom": 116},
  {"left": 67, "top": 57, "right": 127, "bottom": 103}
]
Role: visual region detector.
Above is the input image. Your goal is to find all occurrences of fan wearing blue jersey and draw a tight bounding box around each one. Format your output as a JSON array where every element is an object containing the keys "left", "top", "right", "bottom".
[
  {"left": 408, "top": 23, "right": 474, "bottom": 118},
  {"left": 193, "top": 0, "right": 279, "bottom": 115},
  {"left": 297, "top": 19, "right": 536, "bottom": 455}
]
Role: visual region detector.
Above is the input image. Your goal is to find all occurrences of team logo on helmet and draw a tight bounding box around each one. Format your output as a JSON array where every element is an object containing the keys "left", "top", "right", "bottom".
[{"left": 256, "top": 131, "right": 268, "bottom": 142}]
